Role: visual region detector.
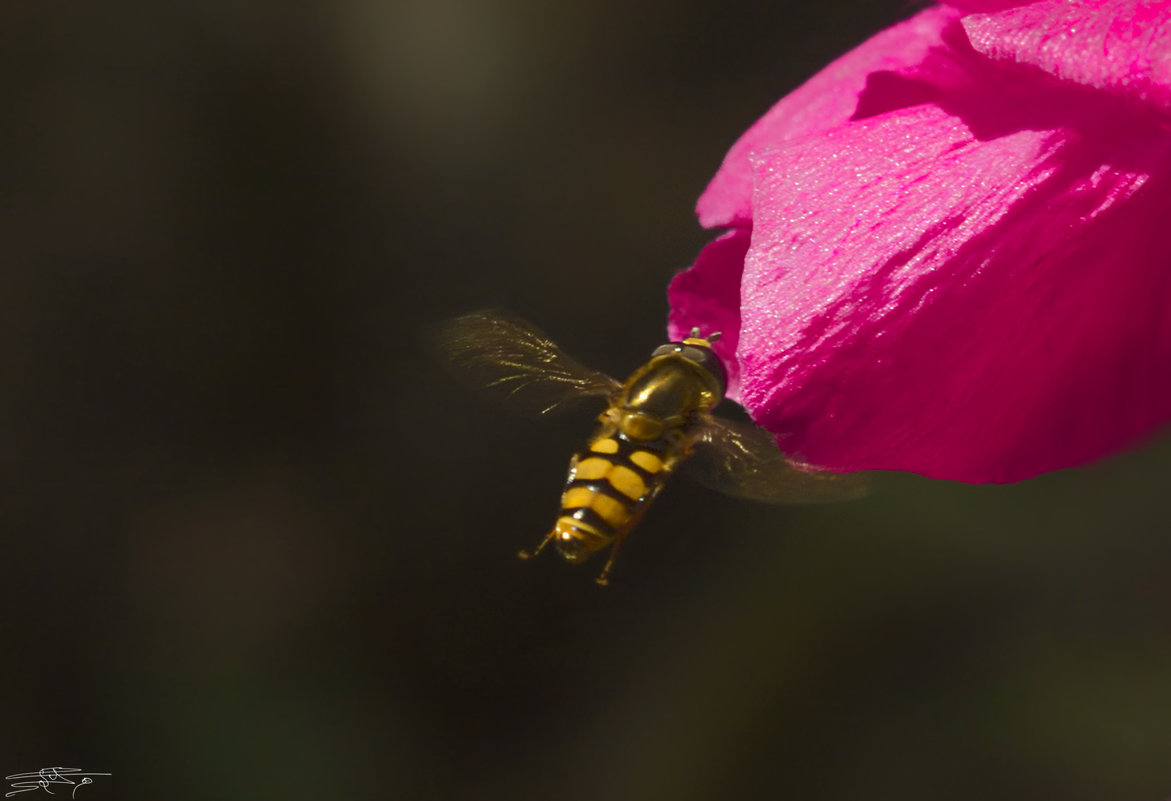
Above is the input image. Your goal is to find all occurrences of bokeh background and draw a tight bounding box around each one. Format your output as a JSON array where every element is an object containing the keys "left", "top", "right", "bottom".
[{"left": 3, "top": 1, "right": 1170, "bottom": 799}]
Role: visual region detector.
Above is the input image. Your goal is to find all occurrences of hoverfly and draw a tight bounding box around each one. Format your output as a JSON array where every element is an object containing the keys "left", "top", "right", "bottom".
[{"left": 436, "top": 310, "right": 869, "bottom": 585}]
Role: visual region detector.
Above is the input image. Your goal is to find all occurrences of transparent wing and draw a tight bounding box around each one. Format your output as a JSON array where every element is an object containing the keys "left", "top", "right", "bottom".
[
  {"left": 681, "top": 416, "right": 872, "bottom": 504},
  {"left": 433, "top": 310, "right": 622, "bottom": 415}
]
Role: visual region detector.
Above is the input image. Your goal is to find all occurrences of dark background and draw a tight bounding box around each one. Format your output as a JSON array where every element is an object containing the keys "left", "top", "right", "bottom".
[{"left": 3, "top": 2, "right": 1170, "bottom": 799}]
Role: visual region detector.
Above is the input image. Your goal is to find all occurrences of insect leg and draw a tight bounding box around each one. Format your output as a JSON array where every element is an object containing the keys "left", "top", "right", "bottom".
[
  {"left": 593, "top": 480, "right": 667, "bottom": 586},
  {"left": 517, "top": 529, "right": 557, "bottom": 561},
  {"left": 593, "top": 532, "right": 627, "bottom": 586}
]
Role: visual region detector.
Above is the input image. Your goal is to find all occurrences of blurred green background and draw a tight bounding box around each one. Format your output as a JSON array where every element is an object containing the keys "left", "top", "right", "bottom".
[{"left": 3, "top": 1, "right": 1170, "bottom": 799}]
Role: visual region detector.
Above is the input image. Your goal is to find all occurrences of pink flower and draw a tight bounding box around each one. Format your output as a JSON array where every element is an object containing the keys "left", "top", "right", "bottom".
[{"left": 668, "top": 0, "right": 1171, "bottom": 483}]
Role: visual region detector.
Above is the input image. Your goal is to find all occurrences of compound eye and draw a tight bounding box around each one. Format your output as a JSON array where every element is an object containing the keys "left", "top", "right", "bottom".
[
  {"left": 651, "top": 344, "right": 680, "bottom": 358},
  {"left": 679, "top": 345, "right": 726, "bottom": 392}
]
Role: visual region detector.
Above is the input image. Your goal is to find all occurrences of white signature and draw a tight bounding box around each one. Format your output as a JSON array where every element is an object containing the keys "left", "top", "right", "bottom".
[{"left": 4, "top": 768, "right": 110, "bottom": 799}]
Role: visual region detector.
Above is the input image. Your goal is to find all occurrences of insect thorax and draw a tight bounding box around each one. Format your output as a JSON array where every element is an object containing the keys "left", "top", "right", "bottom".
[{"left": 616, "top": 354, "right": 723, "bottom": 432}]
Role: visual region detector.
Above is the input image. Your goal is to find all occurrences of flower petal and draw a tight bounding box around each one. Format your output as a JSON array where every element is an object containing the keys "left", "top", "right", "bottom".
[
  {"left": 943, "top": 0, "right": 1036, "bottom": 12},
  {"left": 964, "top": 0, "right": 1171, "bottom": 111},
  {"left": 697, "top": 5, "right": 960, "bottom": 230},
  {"left": 736, "top": 101, "right": 1171, "bottom": 483},
  {"left": 668, "top": 228, "right": 749, "bottom": 397}
]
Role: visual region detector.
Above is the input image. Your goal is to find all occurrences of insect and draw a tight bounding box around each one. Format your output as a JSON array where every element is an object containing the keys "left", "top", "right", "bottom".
[{"left": 436, "top": 310, "right": 869, "bottom": 585}]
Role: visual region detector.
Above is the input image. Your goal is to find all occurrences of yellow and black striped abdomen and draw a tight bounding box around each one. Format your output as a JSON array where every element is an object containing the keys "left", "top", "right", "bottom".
[{"left": 550, "top": 431, "right": 674, "bottom": 563}]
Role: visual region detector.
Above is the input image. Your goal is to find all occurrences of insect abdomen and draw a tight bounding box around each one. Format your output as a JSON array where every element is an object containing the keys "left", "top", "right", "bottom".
[{"left": 551, "top": 432, "right": 672, "bottom": 562}]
